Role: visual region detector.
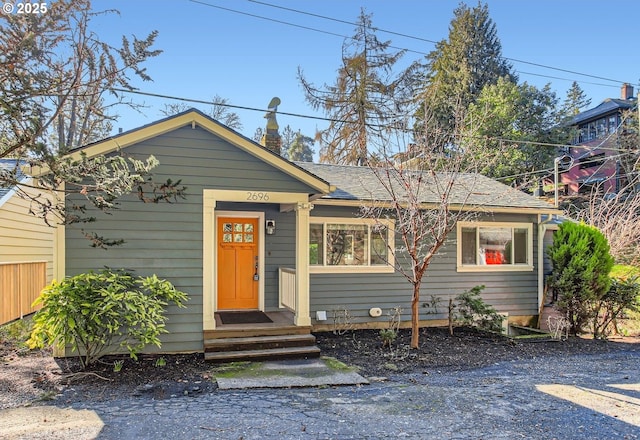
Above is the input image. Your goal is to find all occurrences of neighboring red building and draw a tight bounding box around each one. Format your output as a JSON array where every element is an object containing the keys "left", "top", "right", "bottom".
[{"left": 562, "top": 84, "right": 637, "bottom": 195}]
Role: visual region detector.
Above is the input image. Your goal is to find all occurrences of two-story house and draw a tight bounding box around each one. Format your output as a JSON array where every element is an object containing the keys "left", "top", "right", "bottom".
[{"left": 561, "top": 83, "right": 637, "bottom": 195}]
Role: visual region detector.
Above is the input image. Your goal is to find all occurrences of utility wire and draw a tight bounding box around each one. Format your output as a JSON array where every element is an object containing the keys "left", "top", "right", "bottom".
[
  {"left": 188, "top": 0, "right": 347, "bottom": 41},
  {"left": 189, "top": 0, "right": 427, "bottom": 56},
  {"left": 118, "top": 2, "right": 640, "bottom": 182},
  {"left": 227, "top": 0, "right": 635, "bottom": 88},
  {"left": 182, "top": 0, "right": 639, "bottom": 134},
  {"left": 246, "top": 0, "right": 440, "bottom": 44},
  {"left": 110, "top": 85, "right": 638, "bottom": 194},
  {"left": 495, "top": 151, "right": 636, "bottom": 183},
  {"left": 113, "top": 87, "right": 634, "bottom": 154},
  {"left": 112, "top": 87, "right": 358, "bottom": 124}
]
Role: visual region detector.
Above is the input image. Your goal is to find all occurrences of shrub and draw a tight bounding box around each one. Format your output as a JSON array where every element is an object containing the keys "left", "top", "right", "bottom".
[
  {"left": 454, "top": 285, "right": 503, "bottom": 333},
  {"left": 0, "top": 318, "right": 33, "bottom": 352},
  {"left": 547, "top": 222, "right": 614, "bottom": 335},
  {"left": 379, "top": 329, "right": 398, "bottom": 348},
  {"left": 590, "top": 267, "right": 640, "bottom": 338},
  {"left": 27, "top": 269, "right": 188, "bottom": 368},
  {"left": 379, "top": 306, "right": 402, "bottom": 348}
]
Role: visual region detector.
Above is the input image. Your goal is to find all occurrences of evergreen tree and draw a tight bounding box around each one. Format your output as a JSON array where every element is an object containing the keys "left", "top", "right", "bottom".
[
  {"left": 560, "top": 81, "right": 592, "bottom": 118},
  {"left": 298, "top": 9, "right": 412, "bottom": 165},
  {"left": 464, "top": 78, "right": 561, "bottom": 184},
  {"left": 279, "top": 125, "right": 297, "bottom": 160},
  {"left": 287, "top": 132, "right": 315, "bottom": 162},
  {"left": 278, "top": 126, "right": 315, "bottom": 162},
  {"left": 554, "top": 81, "right": 592, "bottom": 146},
  {"left": 547, "top": 222, "right": 614, "bottom": 335},
  {"left": 414, "top": 2, "right": 515, "bottom": 136}
]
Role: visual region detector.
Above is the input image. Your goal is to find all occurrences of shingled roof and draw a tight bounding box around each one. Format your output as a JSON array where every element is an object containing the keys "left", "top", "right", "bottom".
[
  {"left": 571, "top": 98, "right": 636, "bottom": 125},
  {"left": 297, "top": 162, "right": 555, "bottom": 212}
]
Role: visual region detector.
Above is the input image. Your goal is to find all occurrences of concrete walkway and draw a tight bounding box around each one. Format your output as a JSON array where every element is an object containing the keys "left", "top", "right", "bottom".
[{"left": 214, "top": 357, "right": 369, "bottom": 390}]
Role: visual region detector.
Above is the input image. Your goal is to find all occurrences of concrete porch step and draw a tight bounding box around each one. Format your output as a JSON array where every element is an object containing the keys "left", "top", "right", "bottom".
[
  {"left": 205, "top": 333, "right": 317, "bottom": 352},
  {"left": 204, "top": 345, "right": 321, "bottom": 363}
]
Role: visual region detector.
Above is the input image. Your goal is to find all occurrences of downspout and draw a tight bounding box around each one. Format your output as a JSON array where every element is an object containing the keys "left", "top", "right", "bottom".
[{"left": 537, "top": 212, "right": 556, "bottom": 327}]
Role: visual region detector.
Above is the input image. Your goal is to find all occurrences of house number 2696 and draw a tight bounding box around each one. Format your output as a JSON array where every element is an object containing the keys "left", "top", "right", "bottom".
[{"left": 246, "top": 192, "right": 270, "bottom": 201}]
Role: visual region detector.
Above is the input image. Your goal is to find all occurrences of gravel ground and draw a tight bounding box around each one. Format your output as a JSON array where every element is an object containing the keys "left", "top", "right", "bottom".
[
  {"left": 1, "top": 327, "right": 640, "bottom": 439},
  {"left": 2, "top": 346, "right": 639, "bottom": 440},
  {"left": 2, "top": 326, "right": 639, "bottom": 408}
]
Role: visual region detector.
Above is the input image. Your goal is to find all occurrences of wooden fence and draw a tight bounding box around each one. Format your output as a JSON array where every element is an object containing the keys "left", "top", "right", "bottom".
[{"left": 0, "top": 262, "right": 46, "bottom": 325}]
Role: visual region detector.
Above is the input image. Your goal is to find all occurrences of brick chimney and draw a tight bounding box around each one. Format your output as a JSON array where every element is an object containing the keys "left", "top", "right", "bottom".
[
  {"left": 260, "top": 97, "right": 282, "bottom": 155},
  {"left": 621, "top": 83, "right": 634, "bottom": 100}
]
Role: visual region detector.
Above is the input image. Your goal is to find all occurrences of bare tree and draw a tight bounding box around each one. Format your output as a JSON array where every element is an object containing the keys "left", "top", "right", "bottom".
[
  {"left": 253, "top": 127, "right": 264, "bottom": 144},
  {"left": 361, "top": 102, "right": 514, "bottom": 348},
  {"left": 0, "top": 0, "right": 185, "bottom": 247},
  {"left": 618, "top": 108, "right": 640, "bottom": 191},
  {"left": 160, "top": 95, "right": 243, "bottom": 131},
  {"left": 574, "top": 183, "right": 640, "bottom": 266}
]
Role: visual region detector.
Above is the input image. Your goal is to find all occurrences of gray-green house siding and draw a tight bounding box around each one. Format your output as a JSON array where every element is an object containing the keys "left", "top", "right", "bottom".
[
  {"left": 64, "top": 125, "right": 316, "bottom": 353},
  {"left": 63, "top": 123, "right": 548, "bottom": 354},
  {"left": 308, "top": 205, "right": 541, "bottom": 326}
]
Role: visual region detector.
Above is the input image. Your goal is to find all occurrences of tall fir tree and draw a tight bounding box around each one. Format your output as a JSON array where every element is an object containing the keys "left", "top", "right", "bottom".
[
  {"left": 286, "top": 132, "right": 315, "bottom": 162},
  {"left": 414, "top": 2, "right": 515, "bottom": 138},
  {"left": 560, "top": 81, "right": 592, "bottom": 118},
  {"left": 298, "top": 9, "right": 412, "bottom": 165},
  {"left": 555, "top": 81, "right": 593, "bottom": 146}
]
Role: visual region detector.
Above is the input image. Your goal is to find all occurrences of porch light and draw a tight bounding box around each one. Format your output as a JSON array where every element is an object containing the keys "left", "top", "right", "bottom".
[{"left": 266, "top": 219, "right": 276, "bottom": 235}]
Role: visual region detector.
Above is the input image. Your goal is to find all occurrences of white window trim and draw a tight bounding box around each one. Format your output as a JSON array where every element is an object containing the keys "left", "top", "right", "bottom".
[
  {"left": 456, "top": 221, "right": 534, "bottom": 273},
  {"left": 309, "top": 217, "right": 395, "bottom": 274}
]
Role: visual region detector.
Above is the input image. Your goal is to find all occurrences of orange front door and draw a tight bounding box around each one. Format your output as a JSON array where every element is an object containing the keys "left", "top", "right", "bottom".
[{"left": 217, "top": 217, "right": 259, "bottom": 310}]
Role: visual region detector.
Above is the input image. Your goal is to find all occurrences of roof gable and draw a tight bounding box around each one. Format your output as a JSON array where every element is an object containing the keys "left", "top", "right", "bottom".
[{"left": 70, "top": 109, "right": 333, "bottom": 195}]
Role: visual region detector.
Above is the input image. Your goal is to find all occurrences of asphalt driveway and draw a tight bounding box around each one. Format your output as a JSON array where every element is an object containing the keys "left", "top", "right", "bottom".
[{"left": 3, "top": 347, "right": 639, "bottom": 439}]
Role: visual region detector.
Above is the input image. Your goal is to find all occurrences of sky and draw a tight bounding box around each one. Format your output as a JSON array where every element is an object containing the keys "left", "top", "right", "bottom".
[{"left": 91, "top": 0, "right": 640, "bottom": 151}]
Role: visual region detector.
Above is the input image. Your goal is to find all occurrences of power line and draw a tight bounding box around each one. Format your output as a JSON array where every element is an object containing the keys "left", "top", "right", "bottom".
[
  {"left": 516, "top": 71, "right": 620, "bottom": 90},
  {"left": 188, "top": 0, "right": 427, "bottom": 56},
  {"left": 111, "top": 86, "right": 638, "bottom": 191},
  {"left": 495, "top": 151, "right": 636, "bottom": 183},
  {"left": 246, "top": 0, "right": 440, "bottom": 45},
  {"left": 213, "top": 0, "right": 635, "bottom": 88},
  {"left": 113, "top": 87, "right": 633, "bottom": 154},
  {"left": 112, "top": 87, "right": 341, "bottom": 123},
  {"left": 188, "top": 0, "right": 347, "bottom": 41},
  {"left": 181, "top": 0, "right": 639, "bottom": 134}
]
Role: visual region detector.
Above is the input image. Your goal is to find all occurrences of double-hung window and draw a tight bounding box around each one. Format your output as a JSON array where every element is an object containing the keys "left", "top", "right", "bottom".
[
  {"left": 457, "top": 222, "right": 533, "bottom": 272},
  {"left": 309, "top": 217, "right": 394, "bottom": 273}
]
